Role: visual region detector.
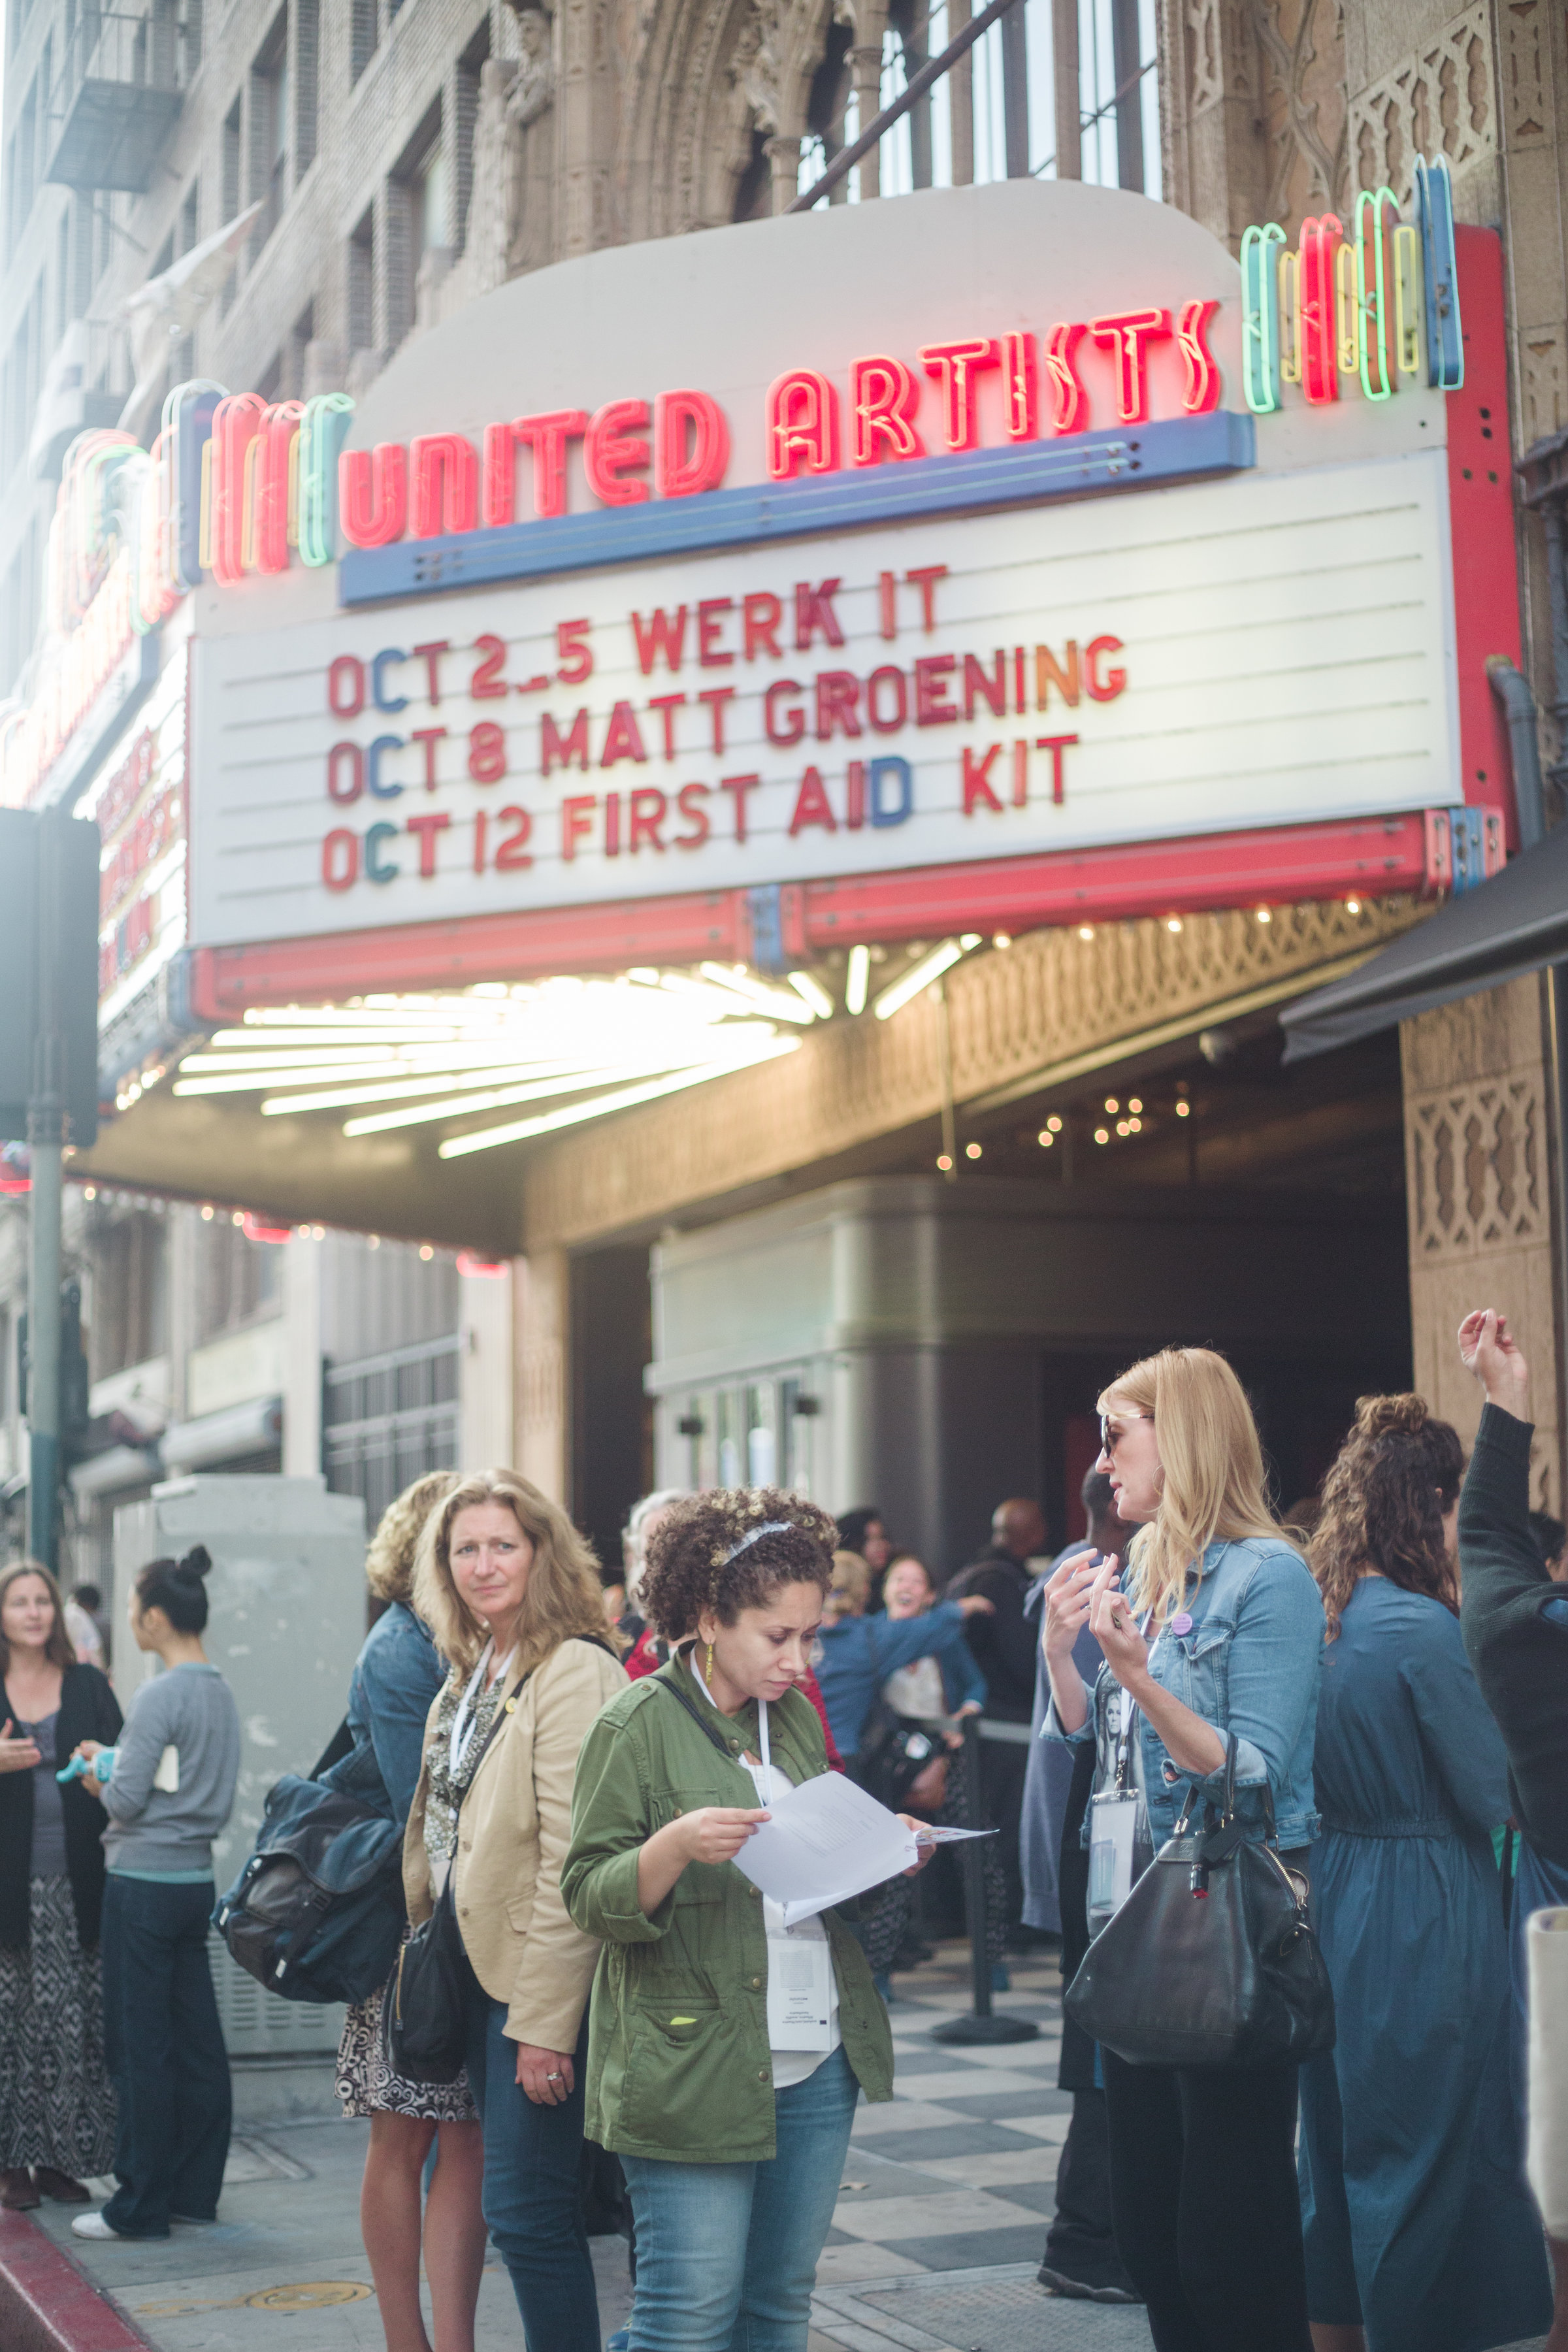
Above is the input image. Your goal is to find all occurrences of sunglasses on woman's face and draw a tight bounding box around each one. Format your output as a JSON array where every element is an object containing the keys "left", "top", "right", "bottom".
[{"left": 1099, "top": 1412, "right": 1153, "bottom": 1458}]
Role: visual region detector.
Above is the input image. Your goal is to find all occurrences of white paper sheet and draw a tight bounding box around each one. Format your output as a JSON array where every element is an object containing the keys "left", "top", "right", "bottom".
[{"left": 731, "top": 1771, "right": 918, "bottom": 1926}]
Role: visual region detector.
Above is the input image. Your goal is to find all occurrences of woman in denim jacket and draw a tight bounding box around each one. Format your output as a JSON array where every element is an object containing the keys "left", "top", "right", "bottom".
[{"left": 1043, "top": 1347, "right": 1324, "bottom": 2352}]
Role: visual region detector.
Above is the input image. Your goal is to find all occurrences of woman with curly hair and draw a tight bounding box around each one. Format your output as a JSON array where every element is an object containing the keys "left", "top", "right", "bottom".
[
  {"left": 1299, "top": 1395, "right": 1550, "bottom": 2352},
  {"left": 321, "top": 1471, "right": 487, "bottom": 2352},
  {"left": 562, "top": 1487, "right": 932, "bottom": 2352}
]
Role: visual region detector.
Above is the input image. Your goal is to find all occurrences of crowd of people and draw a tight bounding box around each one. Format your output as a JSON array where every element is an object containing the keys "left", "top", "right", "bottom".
[{"left": 1, "top": 1307, "right": 1566, "bottom": 2352}]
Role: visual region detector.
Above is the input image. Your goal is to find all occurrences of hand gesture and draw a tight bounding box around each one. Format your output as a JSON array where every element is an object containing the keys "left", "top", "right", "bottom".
[
  {"left": 1458, "top": 1309, "right": 1530, "bottom": 1418},
  {"left": 1041, "top": 1550, "right": 1105, "bottom": 1665},
  {"left": 514, "top": 2040, "right": 575, "bottom": 2106},
  {"left": 0, "top": 1720, "right": 41, "bottom": 1774},
  {"left": 956, "top": 1594, "right": 995, "bottom": 1618},
  {"left": 680, "top": 1806, "right": 771, "bottom": 1866},
  {"left": 1087, "top": 1557, "right": 1152, "bottom": 1690}
]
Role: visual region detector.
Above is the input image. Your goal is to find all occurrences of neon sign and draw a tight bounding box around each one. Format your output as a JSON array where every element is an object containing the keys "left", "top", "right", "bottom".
[{"left": 1239, "top": 154, "right": 1463, "bottom": 416}]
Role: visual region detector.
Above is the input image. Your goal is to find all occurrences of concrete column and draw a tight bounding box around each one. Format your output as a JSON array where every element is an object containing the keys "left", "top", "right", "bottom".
[
  {"left": 1052, "top": 0, "right": 1081, "bottom": 179},
  {"left": 281, "top": 1228, "right": 323, "bottom": 1480},
  {"left": 460, "top": 1259, "right": 515, "bottom": 1471},
  {"left": 514, "top": 1249, "right": 568, "bottom": 1502},
  {"left": 851, "top": 42, "right": 884, "bottom": 199},
  {"left": 1402, "top": 976, "right": 1565, "bottom": 1508}
]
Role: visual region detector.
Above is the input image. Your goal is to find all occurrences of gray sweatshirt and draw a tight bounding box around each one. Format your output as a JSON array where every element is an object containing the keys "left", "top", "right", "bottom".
[{"left": 102, "top": 1662, "right": 241, "bottom": 1876}]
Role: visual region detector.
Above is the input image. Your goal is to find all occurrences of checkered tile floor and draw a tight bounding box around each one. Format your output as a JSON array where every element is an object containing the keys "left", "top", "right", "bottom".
[
  {"left": 808, "top": 1940, "right": 1154, "bottom": 2351},
  {"left": 811, "top": 1943, "right": 1551, "bottom": 2352}
]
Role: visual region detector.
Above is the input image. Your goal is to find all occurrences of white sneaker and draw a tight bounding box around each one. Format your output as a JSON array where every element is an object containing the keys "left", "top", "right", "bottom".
[{"left": 71, "top": 2212, "right": 129, "bottom": 2241}]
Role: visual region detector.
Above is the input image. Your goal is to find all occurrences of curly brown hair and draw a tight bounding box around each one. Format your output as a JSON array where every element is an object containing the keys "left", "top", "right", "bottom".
[
  {"left": 640, "top": 1487, "right": 839, "bottom": 1640},
  {"left": 365, "top": 1471, "right": 461, "bottom": 1605},
  {"left": 1310, "top": 1394, "right": 1463, "bottom": 1639}
]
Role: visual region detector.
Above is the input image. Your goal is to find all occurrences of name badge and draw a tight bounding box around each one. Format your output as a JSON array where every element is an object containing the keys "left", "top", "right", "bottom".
[
  {"left": 766, "top": 1926, "right": 834, "bottom": 2050},
  {"left": 1088, "top": 1790, "right": 1140, "bottom": 1925}
]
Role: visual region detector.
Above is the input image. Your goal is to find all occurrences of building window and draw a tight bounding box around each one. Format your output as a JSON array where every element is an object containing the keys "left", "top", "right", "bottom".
[
  {"left": 250, "top": 12, "right": 289, "bottom": 250},
  {"left": 195, "top": 1217, "right": 282, "bottom": 1345},
  {"left": 220, "top": 97, "right": 240, "bottom": 310},
  {"left": 348, "top": 202, "right": 374, "bottom": 355},
  {"left": 350, "top": 0, "right": 377, "bottom": 82},
  {"left": 452, "top": 18, "right": 489, "bottom": 252},
  {"left": 323, "top": 1335, "right": 460, "bottom": 1531},
  {"left": 295, "top": 0, "right": 318, "bottom": 177},
  {"left": 90, "top": 1214, "right": 169, "bottom": 1382}
]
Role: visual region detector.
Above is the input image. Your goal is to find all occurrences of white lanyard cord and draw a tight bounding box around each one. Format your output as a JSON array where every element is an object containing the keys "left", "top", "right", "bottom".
[
  {"left": 450, "top": 1640, "right": 515, "bottom": 1780},
  {"left": 1113, "top": 1613, "right": 1163, "bottom": 1788}
]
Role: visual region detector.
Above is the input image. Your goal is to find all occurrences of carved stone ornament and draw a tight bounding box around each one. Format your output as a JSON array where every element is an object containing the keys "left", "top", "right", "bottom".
[{"left": 1348, "top": 0, "right": 1494, "bottom": 203}]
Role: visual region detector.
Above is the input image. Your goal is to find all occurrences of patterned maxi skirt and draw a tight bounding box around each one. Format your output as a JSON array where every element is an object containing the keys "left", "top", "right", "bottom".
[
  {"left": 336, "top": 1962, "right": 478, "bottom": 2125},
  {"left": 0, "top": 1875, "right": 117, "bottom": 2176}
]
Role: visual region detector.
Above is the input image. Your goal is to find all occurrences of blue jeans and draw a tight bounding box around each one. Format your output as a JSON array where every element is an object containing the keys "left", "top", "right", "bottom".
[
  {"left": 621, "top": 2045, "right": 859, "bottom": 2352},
  {"left": 461, "top": 1974, "right": 598, "bottom": 2351},
  {"left": 101, "top": 1876, "right": 231, "bottom": 2238}
]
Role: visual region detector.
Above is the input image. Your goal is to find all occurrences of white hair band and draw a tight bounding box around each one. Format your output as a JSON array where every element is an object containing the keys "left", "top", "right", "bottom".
[{"left": 721, "top": 1520, "right": 792, "bottom": 1565}]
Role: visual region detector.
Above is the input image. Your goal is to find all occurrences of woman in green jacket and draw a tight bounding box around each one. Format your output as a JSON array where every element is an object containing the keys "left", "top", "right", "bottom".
[{"left": 563, "top": 1487, "right": 927, "bottom": 2352}]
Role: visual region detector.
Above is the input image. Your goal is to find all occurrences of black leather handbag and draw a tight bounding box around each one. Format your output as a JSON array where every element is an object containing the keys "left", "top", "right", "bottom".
[
  {"left": 1063, "top": 1733, "right": 1335, "bottom": 2071},
  {"left": 387, "top": 1669, "right": 529, "bottom": 2085}
]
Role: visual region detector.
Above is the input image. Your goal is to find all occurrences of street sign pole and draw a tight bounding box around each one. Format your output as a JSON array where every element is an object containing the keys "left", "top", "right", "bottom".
[{"left": 27, "top": 817, "right": 66, "bottom": 1571}]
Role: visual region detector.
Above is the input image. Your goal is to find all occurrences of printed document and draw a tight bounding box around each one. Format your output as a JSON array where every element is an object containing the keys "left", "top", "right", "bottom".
[{"left": 730, "top": 1772, "right": 917, "bottom": 1926}]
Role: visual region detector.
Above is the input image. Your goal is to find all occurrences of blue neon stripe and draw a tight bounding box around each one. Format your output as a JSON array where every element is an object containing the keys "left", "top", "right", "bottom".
[{"left": 337, "top": 411, "right": 1255, "bottom": 606}]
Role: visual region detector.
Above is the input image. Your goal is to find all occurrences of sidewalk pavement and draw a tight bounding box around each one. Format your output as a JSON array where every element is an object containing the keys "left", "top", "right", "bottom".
[{"left": 6, "top": 1940, "right": 1552, "bottom": 2352}]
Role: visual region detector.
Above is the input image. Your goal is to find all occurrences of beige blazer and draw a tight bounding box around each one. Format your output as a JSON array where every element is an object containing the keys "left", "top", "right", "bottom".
[{"left": 403, "top": 1634, "right": 627, "bottom": 2050}]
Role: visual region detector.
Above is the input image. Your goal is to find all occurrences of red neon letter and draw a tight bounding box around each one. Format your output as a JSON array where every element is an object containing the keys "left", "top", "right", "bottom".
[
  {"left": 482, "top": 422, "right": 515, "bottom": 527},
  {"left": 655, "top": 391, "right": 730, "bottom": 498},
  {"left": 410, "top": 434, "right": 478, "bottom": 536},
  {"left": 585, "top": 400, "right": 651, "bottom": 507},
  {"left": 1176, "top": 300, "right": 1222, "bottom": 414},
  {"left": 209, "top": 393, "right": 267, "bottom": 582},
  {"left": 1091, "top": 310, "right": 1171, "bottom": 425},
  {"left": 766, "top": 372, "right": 840, "bottom": 480},
  {"left": 1299, "top": 217, "right": 1343, "bottom": 405},
  {"left": 512, "top": 410, "right": 589, "bottom": 519},
  {"left": 1045, "top": 324, "right": 1088, "bottom": 435},
  {"left": 1004, "top": 331, "right": 1037, "bottom": 442},
  {"left": 850, "top": 356, "right": 924, "bottom": 466},
  {"left": 340, "top": 442, "right": 408, "bottom": 547},
  {"left": 919, "top": 339, "right": 999, "bottom": 453},
  {"left": 253, "top": 402, "right": 301, "bottom": 574}
]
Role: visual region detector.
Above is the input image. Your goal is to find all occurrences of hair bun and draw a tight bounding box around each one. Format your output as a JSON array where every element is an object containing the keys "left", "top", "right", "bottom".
[
  {"left": 176, "top": 1544, "right": 213, "bottom": 1581},
  {"left": 1356, "top": 1393, "right": 1429, "bottom": 1441}
]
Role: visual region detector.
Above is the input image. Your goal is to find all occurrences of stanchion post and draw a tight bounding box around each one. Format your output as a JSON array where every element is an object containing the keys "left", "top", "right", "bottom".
[{"left": 930, "top": 1715, "right": 1039, "bottom": 2046}]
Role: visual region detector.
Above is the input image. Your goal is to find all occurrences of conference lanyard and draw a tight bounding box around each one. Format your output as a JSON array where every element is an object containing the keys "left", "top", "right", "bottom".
[{"left": 450, "top": 1641, "right": 515, "bottom": 1779}]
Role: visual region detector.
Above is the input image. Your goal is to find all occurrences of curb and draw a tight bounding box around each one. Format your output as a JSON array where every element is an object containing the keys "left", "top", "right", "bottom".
[{"left": 0, "top": 2212, "right": 153, "bottom": 2352}]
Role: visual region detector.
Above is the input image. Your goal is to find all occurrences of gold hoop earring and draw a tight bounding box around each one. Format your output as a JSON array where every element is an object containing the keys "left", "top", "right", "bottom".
[{"left": 705, "top": 1641, "right": 715, "bottom": 1686}]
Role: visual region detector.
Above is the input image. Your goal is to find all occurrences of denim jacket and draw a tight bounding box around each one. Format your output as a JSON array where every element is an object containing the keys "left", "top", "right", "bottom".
[
  {"left": 320, "top": 1599, "right": 446, "bottom": 1826},
  {"left": 1046, "top": 1536, "right": 1324, "bottom": 1851}
]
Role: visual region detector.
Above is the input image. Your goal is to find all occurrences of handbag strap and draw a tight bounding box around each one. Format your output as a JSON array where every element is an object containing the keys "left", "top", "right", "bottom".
[
  {"left": 654, "top": 1658, "right": 741, "bottom": 1760},
  {"left": 1170, "top": 1730, "right": 1281, "bottom": 1848}
]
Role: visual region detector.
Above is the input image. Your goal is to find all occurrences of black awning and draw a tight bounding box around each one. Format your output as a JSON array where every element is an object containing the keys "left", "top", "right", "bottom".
[{"left": 1280, "top": 821, "right": 1568, "bottom": 1062}]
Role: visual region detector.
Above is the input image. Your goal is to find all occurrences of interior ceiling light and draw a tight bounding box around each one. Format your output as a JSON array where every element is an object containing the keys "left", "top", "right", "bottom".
[{"left": 172, "top": 973, "right": 814, "bottom": 1154}]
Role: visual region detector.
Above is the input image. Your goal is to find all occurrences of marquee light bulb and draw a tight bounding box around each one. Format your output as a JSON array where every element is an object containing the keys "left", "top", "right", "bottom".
[
  {"left": 1094, "top": 1127, "right": 1110, "bottom": 1145},
  {"left": 1175, "top": 1100, "right": 1191, "bottom": 1117},
  {"left": 845, "top": 944, "right": 871, "bottom": 1017}
]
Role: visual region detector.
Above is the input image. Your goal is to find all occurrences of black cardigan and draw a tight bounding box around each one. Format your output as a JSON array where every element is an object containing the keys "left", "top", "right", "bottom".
[
  {"left": 1458, "top": 1403, "right": 1568, "bottom": 1868},
  {"left": 0, "top": 1662, "right": 123, "bottom": 1949}
]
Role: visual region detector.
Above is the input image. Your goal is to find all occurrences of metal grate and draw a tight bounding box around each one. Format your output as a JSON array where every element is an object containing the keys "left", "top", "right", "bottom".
[{"left": 814, "top": 2264, "right": 1154, "bottom": 2352}]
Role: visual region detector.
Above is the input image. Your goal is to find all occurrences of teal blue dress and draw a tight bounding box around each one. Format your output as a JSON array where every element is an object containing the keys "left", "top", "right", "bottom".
[{"left": 1298, "top": 1576, "right": 1552, "bottom": 2351}]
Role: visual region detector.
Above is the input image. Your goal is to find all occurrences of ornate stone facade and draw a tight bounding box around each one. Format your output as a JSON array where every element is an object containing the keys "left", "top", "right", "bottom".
[{"left": 1402, "top": 978, "right": 1563, "bottom": 1506}]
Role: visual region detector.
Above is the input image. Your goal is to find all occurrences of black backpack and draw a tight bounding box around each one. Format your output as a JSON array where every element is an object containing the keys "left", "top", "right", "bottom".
[{"left": 212, "top": 1727, "right": 407, "bottom": 2006}]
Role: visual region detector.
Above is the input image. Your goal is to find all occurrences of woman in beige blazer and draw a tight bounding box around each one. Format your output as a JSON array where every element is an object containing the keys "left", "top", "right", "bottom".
[{"left": 405, "top": 1470, "right": 625, "bottom": 2352}]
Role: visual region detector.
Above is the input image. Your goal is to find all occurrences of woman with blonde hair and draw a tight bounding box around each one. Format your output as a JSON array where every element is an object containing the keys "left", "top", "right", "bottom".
[
  {"left": 324, "top": 1470, "right": 487, "bottom": 2352},
  {"left": 1041, "top": 1346, "right": 1325, "bottom": 2350},
  {"left": 405, "top": 1470, "right": 625, "bottom": 2351}
]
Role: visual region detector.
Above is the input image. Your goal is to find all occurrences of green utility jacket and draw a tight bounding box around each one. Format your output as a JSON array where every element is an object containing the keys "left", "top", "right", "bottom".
[{"left": 561, "top": 1656, "right": 894, "bottom": 2162}]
